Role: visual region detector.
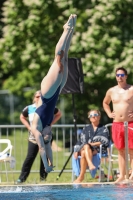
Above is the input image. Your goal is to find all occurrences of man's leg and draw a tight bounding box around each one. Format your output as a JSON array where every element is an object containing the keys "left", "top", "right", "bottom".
[
  {"left": 115, "top": 148, "right": 125, "bottom": 183},
  {"left": 129, "top": 149, "right": 133, "bottom": 179},
  {"left": 128, "top": 124, "right": 133, "bottom": 180},
  {"left": 112, "top": 123, "right": 126, "bottom": 183}
]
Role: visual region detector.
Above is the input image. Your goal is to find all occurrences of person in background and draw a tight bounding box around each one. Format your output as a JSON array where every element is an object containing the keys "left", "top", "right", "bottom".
[
  {"left": 31, "top": 14, "right": 77, "bottom": 173},
  {"left": 73, "top": 110, "right": 109, "bottom": 183},
  {"left": 103, "top": 67, "right": 133, "bottom": 183},
  {"left": 16, "top": 90, "right": 61, "bottom": 183}
]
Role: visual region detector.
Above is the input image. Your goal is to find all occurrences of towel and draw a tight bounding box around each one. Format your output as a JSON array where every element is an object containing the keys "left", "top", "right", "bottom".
[{"left": 72, "top": 153, "right": 100, "bottom": 178}]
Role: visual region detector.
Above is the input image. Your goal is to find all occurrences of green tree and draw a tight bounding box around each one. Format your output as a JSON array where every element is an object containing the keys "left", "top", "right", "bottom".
[
  {"left": 0, "top": 0, "right": 71, "bottom": 95},
  {"left": 63, "top": 0, "right": 133, "bottom": 124}
]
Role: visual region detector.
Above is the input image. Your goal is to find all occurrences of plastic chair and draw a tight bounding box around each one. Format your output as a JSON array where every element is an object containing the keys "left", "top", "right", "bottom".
[
  {"left": 107, "top": 143, "right": 120, "bottom": 181},
  {"left": 107, "top": 142, "right": 131, "bottom": 182},
  {"left": 72, "top": 144, "right": 108, "bottom": 182},
  {"left": 107, "top": 143, "right": 131, "bottom": 182},
  {"left": 0, "top": 139, "right": 15, "bottom": 182}
]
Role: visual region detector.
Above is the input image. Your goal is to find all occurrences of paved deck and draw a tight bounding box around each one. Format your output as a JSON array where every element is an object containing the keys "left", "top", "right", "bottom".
[{"left": 0, "top": 181, "right": 116, "bottom": 186}]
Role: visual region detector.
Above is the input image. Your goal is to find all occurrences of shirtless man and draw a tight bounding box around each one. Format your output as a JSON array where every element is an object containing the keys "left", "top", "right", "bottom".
[{"left": 103, "top": 67, "right": 133, "bottom": 183}]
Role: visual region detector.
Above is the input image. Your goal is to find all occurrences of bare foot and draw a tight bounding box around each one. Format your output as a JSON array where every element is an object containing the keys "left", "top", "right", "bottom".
[
  {"left": 129, "top": 171, "right": 133, "bottom": 180},
  {"left": 129, "top": 174, "right": 133, "bottom": 180},
  {"left": 72, "top": 14, "right": 77, "bottom": 27},
  {"left": 114, "top": 176, "right": 125, "bottom": 184},
  {"left": 73, "top": 176, "right": 84, "bottom": 183},
  {"left": 63, "top": 14, "right": 74, "bottom": 30},
  {"left": 89, "top": 164, "right": 96, "bottom": 171}
]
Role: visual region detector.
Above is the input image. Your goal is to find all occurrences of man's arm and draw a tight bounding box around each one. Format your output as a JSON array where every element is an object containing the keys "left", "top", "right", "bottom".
[{"left": 103, "top": 89, "right": 115, "bottom": 119}]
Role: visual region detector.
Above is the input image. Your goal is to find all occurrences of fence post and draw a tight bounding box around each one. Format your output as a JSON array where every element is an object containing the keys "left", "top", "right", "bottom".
[{"left": 124, "top": 121, "right": 129, "bottom": 180}]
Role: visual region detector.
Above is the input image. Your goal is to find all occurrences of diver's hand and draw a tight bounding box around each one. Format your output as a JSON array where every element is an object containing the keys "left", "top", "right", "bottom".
[{"left": 45, "top": 166, "right": 55, "bottom": 173}]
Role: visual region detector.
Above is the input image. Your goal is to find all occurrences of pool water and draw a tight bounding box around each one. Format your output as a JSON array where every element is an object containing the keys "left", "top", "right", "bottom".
[{"left": 0, "top": 184, "right": 133, "bottom": 200}]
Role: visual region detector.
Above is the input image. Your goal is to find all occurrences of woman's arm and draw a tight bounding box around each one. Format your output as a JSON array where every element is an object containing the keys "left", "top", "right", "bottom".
[
  {"left": 89, "top": 141, "right": 101, "bottom": 146},
  {"left": 20, "top": 113, "right": 31, "bottom": 132}
]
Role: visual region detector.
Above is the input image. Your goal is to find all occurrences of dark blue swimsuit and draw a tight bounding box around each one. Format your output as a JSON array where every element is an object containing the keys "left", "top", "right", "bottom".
[{"left": 35, "top": 86, "right": 60, "bottom": 129}]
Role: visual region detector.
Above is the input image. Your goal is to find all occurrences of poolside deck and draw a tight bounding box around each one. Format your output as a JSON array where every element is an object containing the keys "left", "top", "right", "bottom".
[{"left": 0, "top": 181, "right": 116, "bottom": 186}]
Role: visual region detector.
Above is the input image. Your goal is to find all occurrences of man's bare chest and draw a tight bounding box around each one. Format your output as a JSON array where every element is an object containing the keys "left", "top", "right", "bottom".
[{"left": 111, "top": 89, "right": 133, "bottom": 103}]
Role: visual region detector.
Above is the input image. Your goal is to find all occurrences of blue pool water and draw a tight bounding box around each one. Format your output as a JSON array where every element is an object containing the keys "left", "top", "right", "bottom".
[{"left": 0, "top": 184, "right": 133, "bottom": 200}]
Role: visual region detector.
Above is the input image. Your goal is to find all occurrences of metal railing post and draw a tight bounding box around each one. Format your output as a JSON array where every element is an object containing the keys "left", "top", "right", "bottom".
[{"left": 124, "top": 121, "right": 129, "bottom": 180}]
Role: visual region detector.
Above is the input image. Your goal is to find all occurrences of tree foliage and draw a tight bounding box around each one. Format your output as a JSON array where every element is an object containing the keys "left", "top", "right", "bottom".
[{"left": 0, "top": 0, "right": 133, "bottom": 124}]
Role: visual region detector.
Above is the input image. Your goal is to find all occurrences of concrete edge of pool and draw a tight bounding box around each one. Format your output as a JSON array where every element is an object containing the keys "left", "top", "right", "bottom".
[
  {"left": 1, "top": 179, "right": 133, "bottom": 186},
  {"left": 0, "top": 182, "right": 116, "bottom": 187}
]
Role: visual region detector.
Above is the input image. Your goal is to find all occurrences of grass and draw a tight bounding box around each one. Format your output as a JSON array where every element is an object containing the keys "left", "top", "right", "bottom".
[
  {"left": 0, "top": 130, "right": 75, "bottom": 183},
  {"left": 0, "top": 130, "right": 119, "bottom": 184},
  {"left": 0, "top": 172, "right": 95, "bottom": 185}
]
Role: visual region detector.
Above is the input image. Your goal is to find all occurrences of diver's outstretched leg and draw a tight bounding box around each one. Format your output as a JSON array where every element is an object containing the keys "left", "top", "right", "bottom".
[
  {"left": 41, "top": 15, "right": 75, "bottom": 98},
  {"left": 60, "top": 14, "right": 77, "bottom": 90},
  {"left": 55, "top": 14, "right": 74, "bottom": 57},
  {"left": 64, "top": 14, "right": 77, "bottom": 58}
]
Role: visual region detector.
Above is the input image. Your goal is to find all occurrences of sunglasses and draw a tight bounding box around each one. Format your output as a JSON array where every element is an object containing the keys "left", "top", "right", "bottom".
[
  {"left": 116, "top": 74, "right": 125, "bottom": 77},
  {"left": 89, "top": 113, "right": 99, "bottom": 118}
]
